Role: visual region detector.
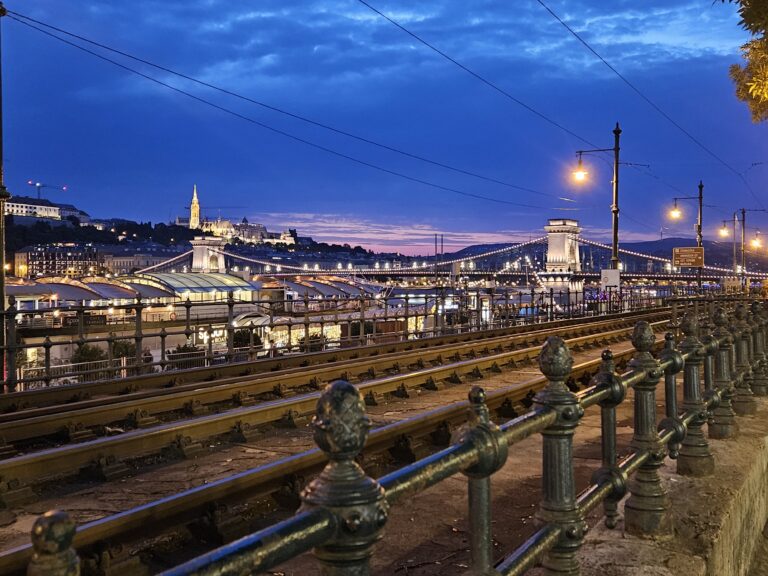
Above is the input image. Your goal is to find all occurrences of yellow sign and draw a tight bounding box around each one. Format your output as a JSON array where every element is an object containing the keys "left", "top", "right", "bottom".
[{"left": 672, "top": 247, "right": 704, "bottom": 268}]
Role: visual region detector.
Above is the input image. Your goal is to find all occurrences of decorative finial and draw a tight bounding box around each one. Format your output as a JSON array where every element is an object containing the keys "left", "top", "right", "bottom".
[
  {"left": 679, "top": 312, "right": 699, "bottom": 339},
  {"left": 312, "top": 380, "right": 370, "bottom": 461},
  {"left": 28, "top": 510, "right": 79, "bottom": 576},
  {"left": 713, "top": 307, "right": 728, "bottom": 328},
  {"left": 631, "top": 321, "right": 655, "bottom": 353},
  {"left": 538, "top": 337, "right": 573, "bottom": 382}
]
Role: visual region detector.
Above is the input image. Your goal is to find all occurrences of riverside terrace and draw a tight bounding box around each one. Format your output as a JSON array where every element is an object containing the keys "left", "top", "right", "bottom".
[{"left": 12, "top": 296, "right": 768, "bottom": 575}]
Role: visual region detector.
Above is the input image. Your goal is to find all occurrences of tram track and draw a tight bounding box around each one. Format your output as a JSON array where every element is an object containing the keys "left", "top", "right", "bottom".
[
  {"left": 0, "top": 312, "right": 670, "bottom": 453},
  {"left": 2, "top": 309, "right": 669, "bottom": 413},
  {"left": 0, "top": 329, "right": 668, "bottom": 576},
  {"left": 0, "top": 318, "right": 668, "bottom": 494}
]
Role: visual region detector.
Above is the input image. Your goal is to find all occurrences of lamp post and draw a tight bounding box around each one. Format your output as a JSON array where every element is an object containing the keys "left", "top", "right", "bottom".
[
  {"left": 0, "top": 4, "right": 8, "bottom": 386},
  {"left": 573, "top": 122, "right": 622, "bottom": 270},
  {"left": 667, "top": 181, "right": 704, "bottom": 290}
]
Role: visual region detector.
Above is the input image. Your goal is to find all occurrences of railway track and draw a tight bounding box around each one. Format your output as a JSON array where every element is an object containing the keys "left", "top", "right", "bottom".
[
  {"left": 0, "top": 312, "right": 668, "bottom": 449},
  {"left": 2, "top": 308, "right": 669, "bottom": 413},
  {"left": 0, "top": 330, "right": 667, "bottom": 576},
  {"left": 0, "top": 316, "right": 670, "bottom": 490}
]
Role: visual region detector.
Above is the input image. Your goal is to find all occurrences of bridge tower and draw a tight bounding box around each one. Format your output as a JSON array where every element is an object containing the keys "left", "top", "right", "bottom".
[
  {"left": 191, "top": 236, "right": 227, "bottom": 273},
  {"left": 540, "top": 219, "right": 583, "bottom": 298},
  {"left": 545, "top": 218, "right": 581, "bottom": 273}
]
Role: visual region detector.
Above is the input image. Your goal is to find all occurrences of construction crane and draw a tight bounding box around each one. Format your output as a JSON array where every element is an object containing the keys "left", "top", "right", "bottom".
[{"left": 26, "top": 179, "right": 67, "bottom": 200}]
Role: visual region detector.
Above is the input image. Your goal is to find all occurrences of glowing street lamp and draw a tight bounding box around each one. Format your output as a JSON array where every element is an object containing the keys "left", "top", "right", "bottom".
[
  {"left": 719, "top": 222, "right": 729, "bottom": 238},
  {"left": 751, "top": 232, "right": 762, "bottom": 249},
  {"left": 669, "top": 200, "right": 682, "bottom": 220},
  {"left": 571, "top": 123, "right": 622, "bottom": 270},
  {"left": 572, "top": 154, "right": 588, "bottom": 183}
]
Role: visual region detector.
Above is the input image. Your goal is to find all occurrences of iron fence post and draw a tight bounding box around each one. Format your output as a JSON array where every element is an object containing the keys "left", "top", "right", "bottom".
[
  {"left": 27, "top": 510, "right": 79, "bottom": 576},
  {"left": 710, "top": 307, "right": 738, "bottom": 439},
  {"left": 183, "top": 298, "right": 192, "bottom": 345},
  {"left": 659, "top": 333, "right": 685, "bottom": 459},
  {"left": 134, "top": 296, "right": 144, "bottom": 374},
  {"left": 226, "top": 290, "right": 235, "bottom": 362},
  {"left": 677, "top": 313, "right": 715, "bottom": 476},
  {"left": 749, "top": 301, "right": 767, "bottom": 395},
  {"left": 458, "top": 386, "right": 508, "bottom": 575},
  {"left": 300, "top": 380, "right": 388, "bottom": 575},
  {"left": 160, "top": 328, "right": 168, "bottom": 372},
  {"left": 403, "top": 295, "right": 410, "bottom": 341},
  {"left": 624, "top": 321, "right": 672, "bottom": 536},
  {"left": 206, "top": 325, "right": 213, "bottom": 367},
  {"left": 590, "top": 349, "right": 627, "bottom": 529},
  {"left": 43, "top": 336, "right": 52, "bottom": 387},
  {"left": 534, "top": 337, "right": 586, "bottom": 575},
  {"left": 732, "top": 304, "right": 757, "bottom": 415},
  {"left": 5, "top": 295, "right": 15, "bottom": 392}
]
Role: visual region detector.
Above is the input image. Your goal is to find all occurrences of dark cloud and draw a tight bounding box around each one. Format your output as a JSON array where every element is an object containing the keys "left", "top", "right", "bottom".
[{"left": 2, "top": 0, "right": 765, "bottom": 251}]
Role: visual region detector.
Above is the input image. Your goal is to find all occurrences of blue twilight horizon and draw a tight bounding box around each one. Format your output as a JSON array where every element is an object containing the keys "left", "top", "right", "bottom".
[{"left": 3, "top": 1, "right": 767, "bottom": 255}]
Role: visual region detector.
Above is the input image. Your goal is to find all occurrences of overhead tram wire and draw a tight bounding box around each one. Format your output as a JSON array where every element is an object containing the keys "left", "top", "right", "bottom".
[
  {"left": 7, "top": 16, "right": 576, "bottom": 213},
  {"left": 7, "top": 10, "right": 563, "bottom": 203},
  {"left": 535, "top": 0, "right": 765, "bottom": 210},
  {"left": 353, "top": 0, "right": 701, "bottom": 220},
  {"left": 354, "top": 0, "right": 599, "bottom": 149}
]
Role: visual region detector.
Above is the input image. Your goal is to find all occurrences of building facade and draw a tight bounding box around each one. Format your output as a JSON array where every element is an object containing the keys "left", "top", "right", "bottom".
[
  {"left": 5, "top": 196, "right": 61, "bottom": 220},
  {"left": 14, "top": 244, "right": 105, "bottom": 278}
]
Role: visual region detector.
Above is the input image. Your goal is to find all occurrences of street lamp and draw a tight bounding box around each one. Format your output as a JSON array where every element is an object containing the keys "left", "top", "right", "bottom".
[
  {"left": 0, "top": 4, "right": 9, "bottom": 386},
  {"left": 572, "top": 122, "right": 622, "bottom": 270},
  {"left": 750, "top": 231, "right": 761, "bottom": 249},
  {"left": 667, "top": 181, "right": 704, "bottom": 289}
]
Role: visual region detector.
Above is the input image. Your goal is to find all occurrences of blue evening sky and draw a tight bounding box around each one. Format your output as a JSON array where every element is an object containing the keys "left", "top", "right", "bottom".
[{"left": 3, "top": 1, "right": 766, "bottom": 254}]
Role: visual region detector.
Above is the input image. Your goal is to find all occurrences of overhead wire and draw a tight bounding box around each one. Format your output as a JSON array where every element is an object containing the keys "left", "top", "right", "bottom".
[
  {"left": 354, "top": 0, "right": 716, "bottom": 232},
  {"left": 535, "top": 0, "right": 765, "bottom": 210},
  {"left": 354, "top": 0, "right": 598, "bottom": 149},
  {"left": 7, "top": 14, "right": 575, "bottom": 212},
  {"left": 7, "top": 9, "right": 563, "bottom": 202}
]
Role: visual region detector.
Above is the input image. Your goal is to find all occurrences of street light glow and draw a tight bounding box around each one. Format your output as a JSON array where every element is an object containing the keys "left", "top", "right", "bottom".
[
  {"left": 669, "top": 206, "right": 682, "bottom": 219},
  {"left": 751, "top": 236, "right": 762, "bottom": 249},
  {"left": 719, "top": 225, "right": 729, "bottom": 237},
  {"left": 571, "top": 154, "right": 589, "bottom": 183}
]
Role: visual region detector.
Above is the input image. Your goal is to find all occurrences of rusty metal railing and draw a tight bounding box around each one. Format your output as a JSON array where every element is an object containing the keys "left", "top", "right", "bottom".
[{"left": 20, "top": 295, "right": 767, "bottom": 575}]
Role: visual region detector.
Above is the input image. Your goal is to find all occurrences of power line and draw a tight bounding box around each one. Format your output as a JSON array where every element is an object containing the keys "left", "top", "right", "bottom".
[
  {"left": 535, "top": 0, "right": 765, "bottom": 210},
  {"left": 354, "top": 1, "right": 709, "bottom": 223},
  {"left": 7, "top": 14, "right": 576, "bottom": 213},
  {"left": 7, "top": 10, "right": 562, "bottom": 203},
  {"left": 354, "top": 0, "right": 598, "bottom": 149}
]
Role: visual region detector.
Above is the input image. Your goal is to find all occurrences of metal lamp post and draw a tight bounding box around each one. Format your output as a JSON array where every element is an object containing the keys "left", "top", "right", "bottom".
[
  {"left": 0, "top": 4, "right": 8, "bottom": 386},
  {"left": 668, "top": 181, "right": 704, "bottom": 291},
  {"left": 574, "top": 122, "right": 622, "bottom": 271}
]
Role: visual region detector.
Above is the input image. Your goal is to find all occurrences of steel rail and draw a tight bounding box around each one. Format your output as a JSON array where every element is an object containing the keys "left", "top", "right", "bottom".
[
  {"left": 0, "top": 308, "right": 669, "bottom": 412},
  {"left": 0, "top": 321, "right": 667, "bottom": 488},
  {"left": 0, "top": 314, "right": 666, "bottom": 447},
  {"left": 0, "top": 342, "right": 658, "bottom": 576}
]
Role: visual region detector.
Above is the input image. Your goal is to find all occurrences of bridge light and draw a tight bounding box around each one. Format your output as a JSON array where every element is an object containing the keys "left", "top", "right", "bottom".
[
  {"left": 719, "top": 222, "right": 729, "bottom": 237},
  {"left": 751, "top": 234, "right": 762, "bottom": 249}
]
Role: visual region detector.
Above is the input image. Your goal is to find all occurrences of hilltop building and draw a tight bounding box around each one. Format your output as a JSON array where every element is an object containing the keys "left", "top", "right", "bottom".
[{"left": 176, "top": 185, "right": 295, "bottom": 245}]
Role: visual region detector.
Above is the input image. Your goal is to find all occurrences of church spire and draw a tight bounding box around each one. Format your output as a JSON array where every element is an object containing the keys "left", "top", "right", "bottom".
[{"left": 189, "top": 184, "right": 200, "bottom": 230}]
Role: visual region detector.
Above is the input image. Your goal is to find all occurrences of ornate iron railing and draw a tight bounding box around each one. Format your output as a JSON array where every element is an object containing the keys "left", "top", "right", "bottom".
[{"left": 20, "top": 296, "right": 767, "bottom": 576}]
